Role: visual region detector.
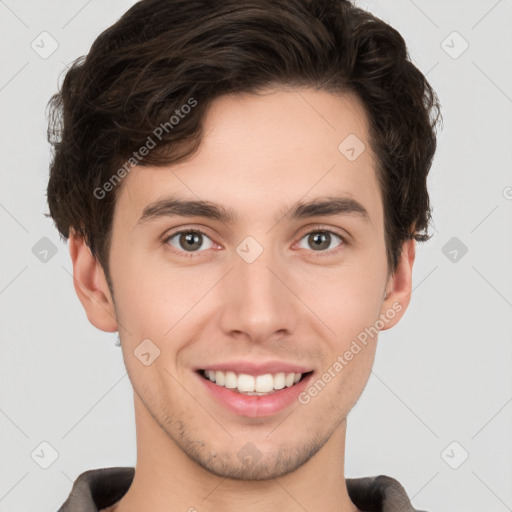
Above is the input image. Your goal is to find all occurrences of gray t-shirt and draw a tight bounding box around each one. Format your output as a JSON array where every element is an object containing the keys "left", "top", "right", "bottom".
[{"left": 57, "top": 467, "right": 428, "bottom": 511}]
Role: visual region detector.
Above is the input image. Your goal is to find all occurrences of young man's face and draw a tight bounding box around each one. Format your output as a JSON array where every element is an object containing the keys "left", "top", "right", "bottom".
[{"left": 72, "top": 87, "right": 414, "bottom": 480}]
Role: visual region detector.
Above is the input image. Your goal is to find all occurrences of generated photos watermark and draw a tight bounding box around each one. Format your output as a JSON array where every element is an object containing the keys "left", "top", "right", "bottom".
[
  {"left": 93, "top": 97, "right": 198, "bottom": 200},
  {"left": 298, "top": 301, "right": 403, "bottom": 405}
]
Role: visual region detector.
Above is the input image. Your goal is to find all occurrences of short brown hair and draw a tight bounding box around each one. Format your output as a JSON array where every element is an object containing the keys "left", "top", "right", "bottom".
[{"left": 46, "top": 0, "right": 441, "bottom": 281}]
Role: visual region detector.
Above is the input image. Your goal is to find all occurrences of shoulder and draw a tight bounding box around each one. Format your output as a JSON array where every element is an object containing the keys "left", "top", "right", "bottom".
[
  {"left": 57, "top": 467, "right": 135, "bottom": 512},
  {"left": 346, "top": 474, "right": 428, "bottom": 512}
]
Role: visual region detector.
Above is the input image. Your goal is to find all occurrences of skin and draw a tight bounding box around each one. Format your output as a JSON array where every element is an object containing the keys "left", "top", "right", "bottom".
[{"left": 69, "top": 87, "right": 415, "bottom": 512}]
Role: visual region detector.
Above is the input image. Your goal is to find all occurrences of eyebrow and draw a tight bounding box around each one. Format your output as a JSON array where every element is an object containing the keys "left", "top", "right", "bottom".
[{"left": 137, "top": 194, "right": 370, "bottom": 225}]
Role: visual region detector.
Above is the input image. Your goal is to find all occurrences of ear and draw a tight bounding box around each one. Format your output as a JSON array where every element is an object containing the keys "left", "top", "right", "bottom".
[
  {"left": 379, "top": 238, "right": 416, "bottom": 330},
  {"left": 68, "top": 231, "right": 118, "bottom": 332}
]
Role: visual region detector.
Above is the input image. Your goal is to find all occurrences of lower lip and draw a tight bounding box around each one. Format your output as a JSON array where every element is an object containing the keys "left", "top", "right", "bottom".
[{"left": 196, "top": 371, "right": 314, "bottom": 418}]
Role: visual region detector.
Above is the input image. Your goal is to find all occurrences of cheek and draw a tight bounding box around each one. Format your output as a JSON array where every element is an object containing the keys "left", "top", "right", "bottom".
[
  {"left": 108, "top": 256, "right": 164, "bottom": 360},
  {"left": 110, "top": 251, "right": 214, "bottom": 369},
  {"left": 304, "top": 278, "right": 382, "bottom": 409},
  {"left": 300, "top": 261, "right": 387, "bottom": 337}
]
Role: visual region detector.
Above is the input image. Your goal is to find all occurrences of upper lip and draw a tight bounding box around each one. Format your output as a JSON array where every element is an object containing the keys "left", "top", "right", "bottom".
[{"left": 196, "top": 360, "right": 313, "bottom": 376}]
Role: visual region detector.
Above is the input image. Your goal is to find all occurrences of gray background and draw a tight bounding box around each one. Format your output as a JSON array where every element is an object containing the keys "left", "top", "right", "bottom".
[{"left": 1, "top": 0, "right": 511, "bottom": 511}]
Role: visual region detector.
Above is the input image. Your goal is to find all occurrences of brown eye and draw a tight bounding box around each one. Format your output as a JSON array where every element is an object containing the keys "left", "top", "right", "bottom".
[
  {"left": 165, "top": 230, "right": 214, "bottom": 253},
  {"left": 298, "top": 230, "right": 344, "bottom": 252}
]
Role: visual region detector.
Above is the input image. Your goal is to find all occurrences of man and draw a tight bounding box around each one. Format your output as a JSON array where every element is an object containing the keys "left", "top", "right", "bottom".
[{"left": 47, "top": 0, "right": 441, "bottom": 510}]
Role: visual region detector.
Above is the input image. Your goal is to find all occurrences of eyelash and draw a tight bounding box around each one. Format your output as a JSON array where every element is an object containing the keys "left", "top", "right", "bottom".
[{"left": 163, "top": 226, "right": 347, "bottom": 259}]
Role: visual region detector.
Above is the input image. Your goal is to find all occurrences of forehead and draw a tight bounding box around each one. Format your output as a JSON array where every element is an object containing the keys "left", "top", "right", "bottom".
[{"left": 116, "top": 87, "right": 382, "bottom": 229}]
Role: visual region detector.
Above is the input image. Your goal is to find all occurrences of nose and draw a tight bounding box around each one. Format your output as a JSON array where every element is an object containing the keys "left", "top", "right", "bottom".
[{"left": 219, "top": 244, "right": 298, "bottom": 344}]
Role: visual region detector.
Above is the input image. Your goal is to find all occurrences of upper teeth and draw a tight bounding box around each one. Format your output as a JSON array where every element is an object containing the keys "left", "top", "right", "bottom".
[{"left": 203, "top": 370, "right": 302, "bottom": 393}]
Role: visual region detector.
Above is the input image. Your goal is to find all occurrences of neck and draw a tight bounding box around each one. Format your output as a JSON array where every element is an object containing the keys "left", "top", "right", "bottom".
[{"left": 112, "top": 392, "right": 359, "bottom": 512}]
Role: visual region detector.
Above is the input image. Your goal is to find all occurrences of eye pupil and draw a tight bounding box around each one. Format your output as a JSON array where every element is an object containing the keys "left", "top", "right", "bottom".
[
  {"left": 181, "top": 232, "right": 202, "bottom": 251},
  {"left": 309, "top": 232, "right": 330, "bottom": 251}
]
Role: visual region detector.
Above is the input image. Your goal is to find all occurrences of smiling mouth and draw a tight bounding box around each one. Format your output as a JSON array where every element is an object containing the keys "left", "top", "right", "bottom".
[{"left": 198, "top": 369, "right": 314, "bottom": 395}]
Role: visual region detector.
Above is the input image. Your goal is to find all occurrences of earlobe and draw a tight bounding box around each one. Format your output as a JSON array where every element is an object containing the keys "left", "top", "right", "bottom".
[
  {"left": 68, "top": 232, "right": 118, "bottom": 332},
  {"left": 379, "top": 238, "right": 416, "bottom": 330}
]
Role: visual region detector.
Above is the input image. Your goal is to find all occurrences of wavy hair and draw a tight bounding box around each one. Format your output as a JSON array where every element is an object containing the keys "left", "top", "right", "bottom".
[{"left": 46, "top": 0, "right": 442, "bottom": 279}]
